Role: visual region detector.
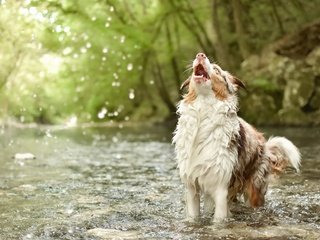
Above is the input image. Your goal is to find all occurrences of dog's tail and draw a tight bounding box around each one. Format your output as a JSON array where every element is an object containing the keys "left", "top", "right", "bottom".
[{"left": 265, "top": 137, "right": 301, "bottom": 174}]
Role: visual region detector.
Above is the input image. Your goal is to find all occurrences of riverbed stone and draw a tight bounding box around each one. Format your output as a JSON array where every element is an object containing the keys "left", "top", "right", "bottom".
[{"left": 86, "top": 228, "right": 141, "bottom": 239}]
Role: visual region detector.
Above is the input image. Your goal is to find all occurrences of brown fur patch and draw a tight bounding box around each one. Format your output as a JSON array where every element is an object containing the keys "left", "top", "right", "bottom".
[
  {"left": 246, "top": 180, "right": 265, "bottom": 208},
  {"left": 269, "top": 146, "right": 289, "bottom": 174},
  {"left": 183, "top": 87, "right": 197, "bottom": 103},
  {"left": 211, "top": 75, "right": 229, "bottom": 100}
]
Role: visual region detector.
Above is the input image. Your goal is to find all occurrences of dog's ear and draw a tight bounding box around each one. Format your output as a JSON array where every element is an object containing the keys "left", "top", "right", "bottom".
[
  {"left": 222, "top": 73, "right": 246, "bottom": 94},
  {"left": 180, "top": 77, "right": 191, "bottom": 91},
  {"left": 213, "top": 63, "right": 246, "bottom": 93},
  {"left": 231, "top": 75, "right": 246, "bottom": 91}
]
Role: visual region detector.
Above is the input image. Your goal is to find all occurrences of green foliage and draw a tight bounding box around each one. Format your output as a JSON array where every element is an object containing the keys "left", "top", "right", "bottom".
[{"left": 0, "top": 0, "right": 319, "bottom": 124}]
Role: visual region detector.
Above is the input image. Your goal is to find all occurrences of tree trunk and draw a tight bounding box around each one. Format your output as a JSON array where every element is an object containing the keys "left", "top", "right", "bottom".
[
  {"left": 271, "top": 0, "right": 285, "bottom": 35},
  {"left": 168, "top": 0, "right": 209, "bottom": 53},
  {"left": 165, "top": 21, "right": 182, "bottom": 92},
  {"left": 231, "top": 0, "right": 250, "bottom": 59},
  {"left": 211, "top": 0, "right": 232, "bottom": 69},
  {"left": 152, "top": 58, "right": 176, "bottom": 115}
]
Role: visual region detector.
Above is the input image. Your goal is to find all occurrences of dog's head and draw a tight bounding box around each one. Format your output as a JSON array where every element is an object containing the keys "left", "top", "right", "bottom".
[{"left": 181, "top": 53, "right": 245, "bottom": 102}]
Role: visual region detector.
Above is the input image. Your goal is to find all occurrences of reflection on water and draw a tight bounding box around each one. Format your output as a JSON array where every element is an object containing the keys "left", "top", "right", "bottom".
[{"left": 0, "top": 126, "right": 319, "bottom": 239}]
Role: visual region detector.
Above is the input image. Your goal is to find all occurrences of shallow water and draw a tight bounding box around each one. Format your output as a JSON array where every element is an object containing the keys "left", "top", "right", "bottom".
[{"left": 0, "top": 125, "right": 319, "bottom": 239}]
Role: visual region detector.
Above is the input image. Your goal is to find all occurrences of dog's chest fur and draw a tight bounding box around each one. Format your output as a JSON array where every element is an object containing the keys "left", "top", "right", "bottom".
[{"left": 173, "top": 95, "right": 240, "bottom": 190}]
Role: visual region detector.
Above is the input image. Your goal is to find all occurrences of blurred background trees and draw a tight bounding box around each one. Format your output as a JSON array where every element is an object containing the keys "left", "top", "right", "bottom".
[{"left": 0, "top": 0, "right": 319, "bottom": 125}]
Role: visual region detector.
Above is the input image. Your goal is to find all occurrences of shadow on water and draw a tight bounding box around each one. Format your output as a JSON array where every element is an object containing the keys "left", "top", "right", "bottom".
[{"left": 0, "top": 125, "right": 319, "bottom": 239}]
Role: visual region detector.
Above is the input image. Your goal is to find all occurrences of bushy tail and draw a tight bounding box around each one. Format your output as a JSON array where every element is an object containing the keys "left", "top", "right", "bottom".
[{"left": 265, "top": 137, "right": 301, "bottom": 173}]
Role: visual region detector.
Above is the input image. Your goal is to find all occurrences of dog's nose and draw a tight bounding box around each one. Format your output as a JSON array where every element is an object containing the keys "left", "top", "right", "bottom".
[{"left": 196, "top": 53, "right": 206, "bottom": 60}]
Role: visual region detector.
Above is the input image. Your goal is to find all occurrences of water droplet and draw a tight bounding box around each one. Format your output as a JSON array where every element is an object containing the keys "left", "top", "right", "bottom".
[
  {"left": 149, "top": 80, "right": 154, "bottom": 85},
  {"left": 49, "top": 14, "right": 57, "bottom": 24},
  {"left": 73, "top": 53, "right": 79, "bottom": 59},
  {"left": 63, "top": 26, "right": 70, "bottom": 34},
  {"left": 102, "top": 56, "right": 107, "bottom": 61},
  {"left": 76, "top": 86, "right": 82, "bottom": 92},
  {"left": 120, "top": 36, "right": 125, "bottom": 43},
  {"left": 124, "top": 116, "right": 130, "bottom": 121},
  {"left": 105, "top": 22, "right": 110, "bottom": 28},
  {"left": 110, "top": 6, "right": 114, "bottom": 12},
  {"left": 127, "top": 63, "right": 133, "bottom": 71},
  {"left": 62, "top": 47, "right": 73, "bottom": 55},
  {"left": 45, "top": 130, "right": 52, "bottom": 138},
  {"left": 107, "top": 16, "right": 112, "bottom": 21},
  {"left": 102, "top": 48, "right": 108, "bottom": 53},
  {"left": 55, "top": 25, "right": 62, "bottom": 33},
  {"left": 33, "top": 94, "right": 37, "bottom": 98},
  {"left": 82, "top": 33, "right": 89, "bottom": 41},
  {"left": 112, "top": 81, "right": 120, "bottom": 87},
  {"left": 98, "top": 107, "right": 108, "bottom": 119},
  {"left": 86, "top": 42, "right": 92, "bottom": 48},
  {"left": 66, "top": 116, "right": 77, "bottom": 127},
  {"left": 113, "top": 73, "right": 119, "bottom": 79},
  {"left": 128, "top": 89, "right": 135, "bottom": 100},
  {"left": 112, "top": 136, "right": 118, "bottom": 143},
  {"left": 25, "top": 233, "right": 33, "bottom": 239},
  {"left": 91, "top": 16, "right": 96, "bottom": 21},
  {"left": 80, "top": 47, "right": 87, "bottom": 53}
]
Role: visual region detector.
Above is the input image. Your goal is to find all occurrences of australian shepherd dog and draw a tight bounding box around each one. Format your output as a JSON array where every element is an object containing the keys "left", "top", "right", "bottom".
[{"left": 173, "top": 53, "right": 301, "bottom": 222}]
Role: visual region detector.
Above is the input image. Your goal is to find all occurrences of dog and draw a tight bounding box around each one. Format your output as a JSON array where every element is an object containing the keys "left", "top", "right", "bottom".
[{"left": 172, "top": 53, "right": 301, "bottom": 222}]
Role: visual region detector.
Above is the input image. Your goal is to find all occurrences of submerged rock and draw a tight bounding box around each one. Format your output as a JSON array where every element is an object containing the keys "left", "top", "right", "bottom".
[{"left": 86, "top": 228, "right": 141, "bottom": 239}]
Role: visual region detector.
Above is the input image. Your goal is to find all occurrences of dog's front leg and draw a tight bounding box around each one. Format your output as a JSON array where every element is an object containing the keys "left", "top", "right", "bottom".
[
  {"left": 185, "top": 185, "right": 200, "bottom": 221},
  {"left": 213, "top": 186, "right": 228, "bottom": 222}
]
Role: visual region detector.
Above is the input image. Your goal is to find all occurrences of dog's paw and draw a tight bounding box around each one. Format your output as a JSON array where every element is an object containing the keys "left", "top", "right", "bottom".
[
  {"left": 212, "top": 216, "right": 225, "bottom": 223},
  {"left": 184, "top": 216, "right": 200, "bottom": 224}
]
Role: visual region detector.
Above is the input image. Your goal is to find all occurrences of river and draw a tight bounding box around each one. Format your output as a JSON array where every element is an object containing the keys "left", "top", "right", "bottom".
[{"left": 0, "top": 125, "right": 319, "bottom": 239}]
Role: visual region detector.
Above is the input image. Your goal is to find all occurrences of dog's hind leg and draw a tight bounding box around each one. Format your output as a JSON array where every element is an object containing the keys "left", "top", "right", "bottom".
[
  {"left": 185, "top": 184, "right": 200, "bottom": 220},
  {"left": 213, "top": 186, "right": 229, "bottom": 222}
]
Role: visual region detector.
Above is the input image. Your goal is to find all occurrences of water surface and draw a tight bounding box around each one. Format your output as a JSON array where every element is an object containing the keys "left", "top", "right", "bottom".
[{"left": 0, "top": 125, "right": 319, "bottom": 239}]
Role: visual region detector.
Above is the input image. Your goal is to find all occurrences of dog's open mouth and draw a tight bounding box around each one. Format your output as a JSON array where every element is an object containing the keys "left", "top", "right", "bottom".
[{"left": 194, "top": 64, "right": 209, "bottom": 82}]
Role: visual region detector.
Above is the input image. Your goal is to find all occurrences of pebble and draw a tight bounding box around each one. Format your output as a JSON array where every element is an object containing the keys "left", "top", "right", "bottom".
[{"left": 13, "top": 153, "right": 36, "bottom": 160}]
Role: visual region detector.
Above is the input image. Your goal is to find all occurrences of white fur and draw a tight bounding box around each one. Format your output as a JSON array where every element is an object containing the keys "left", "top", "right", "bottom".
[
  {"left": 266, "top": 137, "right": 301, "bottom": 172},
  {"left": 173, "top": 93, "right": 239, "bottom": 221}
]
